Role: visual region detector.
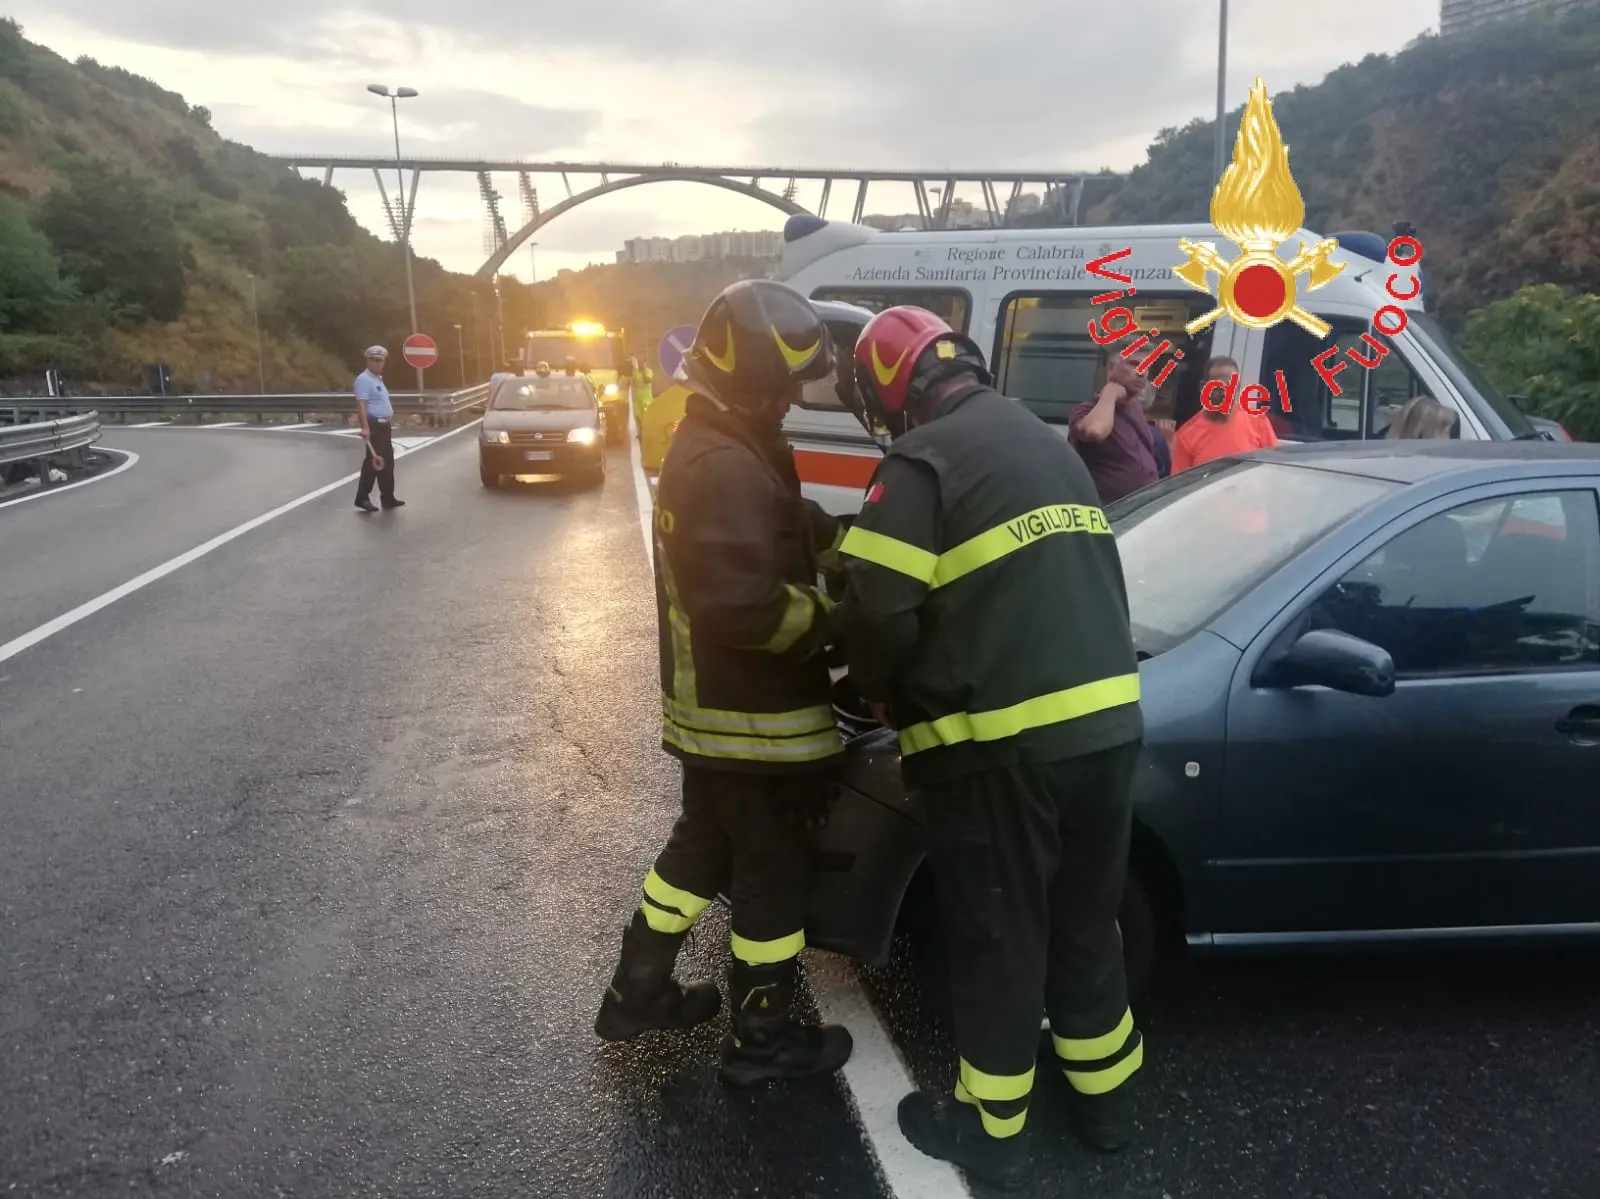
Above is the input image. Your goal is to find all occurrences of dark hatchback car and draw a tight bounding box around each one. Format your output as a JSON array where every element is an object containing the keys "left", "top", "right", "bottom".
[
  {"left": 807, "top": 442, "right": 1600, "bottom": 994},
  {"left": 479, "top": 374, "right": 606, "bottom": 488}
]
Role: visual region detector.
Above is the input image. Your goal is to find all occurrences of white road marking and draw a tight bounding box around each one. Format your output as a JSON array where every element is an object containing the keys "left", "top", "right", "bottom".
[
  {"left": 126, "top": 421, "right": 172, "bottom": 428},
  {"left": 0, "top": 419, "right": 481, "bottom": 666},
  {"left": 391, "top": 436, "right": 432, "bottom": 453},
  {"left": 622, "top": 406, "right": 969, "bottom": 1199},
  {"left": 269, "top": 423, "right": 320, "bottom": 431},
  {"left": 0, "top": 448, "right": 140, "bottom": 511},
  {"left": 197, "top": 421, "right": 246, "bottom": 428}
]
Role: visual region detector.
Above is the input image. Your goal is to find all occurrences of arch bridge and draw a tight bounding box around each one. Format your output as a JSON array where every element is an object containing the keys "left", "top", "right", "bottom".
[{"left": 267, "top": 155, "right": 1122, "bottom": 278}]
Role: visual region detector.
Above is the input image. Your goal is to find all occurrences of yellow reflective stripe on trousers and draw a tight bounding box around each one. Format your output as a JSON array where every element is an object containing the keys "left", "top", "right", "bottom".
[
  {"left": 761, "top": 584, "right": 819, "bottom": 653},
  {"left": 663, "top": 716, "right": 841, "bottom": 764},
  {"left": 663, "top": 697, "right": 835, "bottom": 738},
  {"left": 1063, "top": 1035, "right": 1143, "bottom": 1095},
  {"left": 730, "top": 929, "right": 805, "bottom": 965},
  {"left": 955, "top": 1063, "right": 1033, "bottom": 1138},
  {"left": 642, "top": 870, "right": 712, "bottom": 922},
  {"left": 899, "top": 673, "right": 1141, "bottom": 756},
  {"left": 839, "top": 525, "right": 937, "bottom": 583},
  {"left": 931, "top": 502, "right": 1111, "bottom": 588},
  {"left": 1052, "top": 1008, "right": 1134, "bottom": 1063}
]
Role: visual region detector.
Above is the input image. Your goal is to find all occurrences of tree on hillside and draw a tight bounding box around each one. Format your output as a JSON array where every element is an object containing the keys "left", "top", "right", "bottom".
[
  {"left": 36, "top": 160, "right": 189, "bottom": 323},
  {"left": 1460, "top": 284, "right": 1600, "bottom": 440},
  {"left": 0, "top": 196, "right": 73, "bottom": 332}
]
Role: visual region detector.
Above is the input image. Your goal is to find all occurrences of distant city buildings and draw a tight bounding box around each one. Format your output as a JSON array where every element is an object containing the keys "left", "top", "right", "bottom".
[
  {"left": 1440, "top": 0, "right": 1596, "bottom": 33},
  {"left": 617, "top": 230, "right": 784, "bottom": 264}
]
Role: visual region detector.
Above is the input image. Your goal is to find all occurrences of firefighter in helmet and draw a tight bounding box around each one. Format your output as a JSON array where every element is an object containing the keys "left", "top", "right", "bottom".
[
  {"left": 837, "top": 307, "right": 1145, "bottom": 1190},
  {"left": 594, "top": 279, "right": 853, "bottom": 1086}
]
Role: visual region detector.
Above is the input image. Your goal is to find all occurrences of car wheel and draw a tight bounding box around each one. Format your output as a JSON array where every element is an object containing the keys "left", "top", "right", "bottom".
[
  {"left": 479, "top": 462, "right": 499, "bottom": 488},
  {"left": 1118, "top": 871, "right": 1159, "bottom": 1005}
]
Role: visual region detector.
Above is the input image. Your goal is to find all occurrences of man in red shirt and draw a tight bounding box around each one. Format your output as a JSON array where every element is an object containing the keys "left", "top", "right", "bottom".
[{"left": 1170, "top": 356, "right": 1278, "bottom": 473}]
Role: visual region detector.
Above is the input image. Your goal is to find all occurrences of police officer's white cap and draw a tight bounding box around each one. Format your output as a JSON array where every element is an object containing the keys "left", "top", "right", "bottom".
[{"left": 364, "top": 345, "right": 388, "bottom": 359}]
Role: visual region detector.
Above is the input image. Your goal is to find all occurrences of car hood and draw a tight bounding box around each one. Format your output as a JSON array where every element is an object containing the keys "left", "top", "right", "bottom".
[{"left": 483, "top": 408, "right": 596, "bottom": 432}]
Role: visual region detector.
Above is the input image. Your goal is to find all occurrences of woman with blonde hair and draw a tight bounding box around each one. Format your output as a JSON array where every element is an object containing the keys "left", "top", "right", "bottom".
[{"left": 1387, "top": 395, "right": 1458, "bottom": 440}]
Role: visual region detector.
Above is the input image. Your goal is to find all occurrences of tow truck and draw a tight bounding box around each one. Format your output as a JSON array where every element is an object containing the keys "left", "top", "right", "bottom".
[{"left": 522, "top": 321, "right": 631, "bottom": 446}]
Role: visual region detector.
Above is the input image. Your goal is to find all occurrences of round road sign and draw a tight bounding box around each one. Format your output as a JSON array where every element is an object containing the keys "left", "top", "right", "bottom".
[
  {"left": 658, "top": 325, "right": 696, "bottom": 379},
  {"left": 402, "top": 333, "right": 438, "bottom": 369}
]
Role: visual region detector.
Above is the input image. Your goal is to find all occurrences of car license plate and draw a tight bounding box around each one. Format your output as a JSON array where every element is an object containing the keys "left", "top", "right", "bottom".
[{"left": 524, "top": 450, "right": 553, "bottom": 461}]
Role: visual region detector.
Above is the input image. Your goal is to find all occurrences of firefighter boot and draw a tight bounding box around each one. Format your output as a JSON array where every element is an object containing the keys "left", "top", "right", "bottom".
[
  {"left": 897, "top": 1091, "right": 1028, "bottom": 1192},
  {"left": 594, "top": 913, "right": 721, "bottom": 1042},
  {"left": 717, "top": 959, "right": 853, "bottom": 1087},
  {"left": 1068, "top": 1081, "right": 1137, "bottom": 1153}
]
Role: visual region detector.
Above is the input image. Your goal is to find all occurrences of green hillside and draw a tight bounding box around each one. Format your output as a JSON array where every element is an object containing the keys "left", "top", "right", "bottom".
[{"left": 1086, "top": 4, "right": 1600, "bottom": 322}]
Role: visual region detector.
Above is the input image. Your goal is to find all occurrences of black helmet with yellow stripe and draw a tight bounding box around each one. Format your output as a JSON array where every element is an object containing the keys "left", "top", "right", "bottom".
[{"left": 685, "top": 280, "right": 834, "bottom": 421}]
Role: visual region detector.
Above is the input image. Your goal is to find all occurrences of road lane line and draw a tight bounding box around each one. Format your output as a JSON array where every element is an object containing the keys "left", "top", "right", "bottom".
[
  {"left": 269, "top": 423, "right": 319, "bottom": 431},
  {"left": 127, "top": 421, "right": 172, "bottom": 428},
  {"left": 0, "top": 448, "right": 140, "bottom": 511},
  {"left": 624, "top": 408, "right": 970, "bottom": 1198},
  {"left": 198, "top": 421, "right": 246, "bottom": 428},
  {"left": 0, "top": 419, "right": 480, "bottom": 666}
]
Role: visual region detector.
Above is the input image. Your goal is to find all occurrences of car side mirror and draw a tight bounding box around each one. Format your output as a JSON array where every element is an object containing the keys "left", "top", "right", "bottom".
[{"left": 1267, "top": 629, "right": 1395, "bottom": 697}]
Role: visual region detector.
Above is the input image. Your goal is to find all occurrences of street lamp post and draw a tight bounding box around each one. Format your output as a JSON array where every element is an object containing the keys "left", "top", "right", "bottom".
[
  {"left": 1214, "top": 0, "right": 1229, "bottom": 185},
  {"left": 453, "top": 323, "right": 466, "bottom": 387},
  {"left": 367, "top": 83, "right": 422, "bottom": 391},
  {"left": 247, "top": 272, "right": 266, "bottom": 393}
]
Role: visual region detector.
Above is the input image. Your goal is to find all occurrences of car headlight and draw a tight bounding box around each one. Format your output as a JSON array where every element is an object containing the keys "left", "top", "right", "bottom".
[
  {"left": 482, "top": 429, "right": 509, "bottom": 444},
  {"left": 603, "top": 383, "right": 619, "bottom": 397},
  {"left": 567, "top": 426, "right": 598, "bottom": 445}
]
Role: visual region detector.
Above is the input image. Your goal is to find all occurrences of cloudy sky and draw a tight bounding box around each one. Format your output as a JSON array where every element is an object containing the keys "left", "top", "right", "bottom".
[{"left": 10, "top": 0, "right": 1439, "bottom": 281}]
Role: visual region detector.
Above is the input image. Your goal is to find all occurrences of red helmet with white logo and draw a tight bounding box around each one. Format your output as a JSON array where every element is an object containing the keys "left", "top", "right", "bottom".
[{"left": 850, "top": 306, "right": 988, "bottom": 443}]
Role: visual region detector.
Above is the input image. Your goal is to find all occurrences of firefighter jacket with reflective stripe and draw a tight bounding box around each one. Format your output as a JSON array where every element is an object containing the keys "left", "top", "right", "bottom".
[
  {"left": 839, "top": 383, "right": 1143, "bottom": 786},
  {"left": 654, "top": 395, "right": 845, "bottom": 773}
]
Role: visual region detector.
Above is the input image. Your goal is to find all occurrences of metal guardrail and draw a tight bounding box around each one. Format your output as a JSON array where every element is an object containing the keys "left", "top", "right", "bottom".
[
  {"left": 1, "top": 385, "right": 491, "bottom": 427},
  {"left": 0, "top": 411, "right": 101, "bottom": 476}
]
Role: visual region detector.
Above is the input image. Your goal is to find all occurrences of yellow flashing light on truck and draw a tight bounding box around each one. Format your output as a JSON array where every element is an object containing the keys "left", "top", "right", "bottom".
[{"left": 523, "top": 321, "right": 631, "bottom": 445}]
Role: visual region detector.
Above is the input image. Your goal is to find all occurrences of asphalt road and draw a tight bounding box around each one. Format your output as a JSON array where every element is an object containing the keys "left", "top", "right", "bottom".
[{"left": 2, "top": 424, "right": 1597, "bottom": 1198}]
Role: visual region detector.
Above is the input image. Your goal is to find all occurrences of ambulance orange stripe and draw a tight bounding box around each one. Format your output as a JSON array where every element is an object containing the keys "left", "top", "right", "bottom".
[{"left": 794, "top": 449, "right": 879, "bottom": 489}]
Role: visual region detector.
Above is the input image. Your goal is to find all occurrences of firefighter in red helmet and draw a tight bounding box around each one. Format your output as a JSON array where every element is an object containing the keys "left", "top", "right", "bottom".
[
  {"left": 837, "top": 306, "right": 1145, "bottom": 1190},
  {"left": 594, "top": 279, "right": 853, "bottom": 1086}
]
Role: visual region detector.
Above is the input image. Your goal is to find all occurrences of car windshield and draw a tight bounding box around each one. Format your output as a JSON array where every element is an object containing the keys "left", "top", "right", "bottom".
[
  {"left": 1407, "top": 312, "right": 1533, "bottom": 439},
  {"left": 492, "top": 376, "right": 593, "bottom": 410},
  {"left": 525, "top": 335, "right": 616, "bottom": 371},
  {"left": 1109, "top": 460, "right": 1400, "bottom": 654}
]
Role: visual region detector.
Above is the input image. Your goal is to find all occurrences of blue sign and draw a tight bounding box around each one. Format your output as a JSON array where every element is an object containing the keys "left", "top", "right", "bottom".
[{"left": 658, "top": 325, "right": 697, "bottom": 379}]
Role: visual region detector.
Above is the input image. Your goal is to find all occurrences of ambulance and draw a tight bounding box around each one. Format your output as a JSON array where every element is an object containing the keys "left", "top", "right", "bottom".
[{"left": 778, "top": 214, "right": 1540, "bottom": 515}]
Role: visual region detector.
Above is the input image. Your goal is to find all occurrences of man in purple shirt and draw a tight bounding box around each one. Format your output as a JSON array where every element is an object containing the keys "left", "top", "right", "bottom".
[{"left": 1068, "top": 357, "right": 1161, "bottom": 505}]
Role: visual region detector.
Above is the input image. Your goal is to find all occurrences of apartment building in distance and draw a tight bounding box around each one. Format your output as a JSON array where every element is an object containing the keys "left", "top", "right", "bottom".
[
  {"left": 1440, "top": 0, "right": 1596, "bottom": 33},
  {"left": 617, "top": 229, "right": 785, "bottom": 264}
]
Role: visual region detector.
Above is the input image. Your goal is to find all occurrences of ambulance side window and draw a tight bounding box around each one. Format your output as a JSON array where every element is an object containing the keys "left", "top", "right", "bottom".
[
  {"left": 1260, "top": 318, "right": 1370, "bottom": 442},
  {"left": 1366, "top": 343, "right": 1431, "bottom": 438},
  {"left": 993, "top": 292, "right": 1213, "bottom": 425}
]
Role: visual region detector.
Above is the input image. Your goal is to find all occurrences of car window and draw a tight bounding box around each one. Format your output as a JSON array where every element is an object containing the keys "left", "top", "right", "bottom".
[
  {"left": 1306, "top": 490, "right": 1600, "bottom": 675},
  {"left": 1261, "top": 317, "right": 1369, "bottom": 442},
  {"left": 1109, "top": 458, "right": 1400, "bottom": 655},
  {"left": 492, "top": 376, "right": 593, "bottom": 409},
  {"left": 992, "top": 292, "right": 1215, "bottom": 427}
]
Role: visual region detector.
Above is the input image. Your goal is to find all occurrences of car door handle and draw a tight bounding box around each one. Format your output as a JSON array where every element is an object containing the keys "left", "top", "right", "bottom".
[{"left": 1555, "top": 705, "right": 1600, "bottom": 744}]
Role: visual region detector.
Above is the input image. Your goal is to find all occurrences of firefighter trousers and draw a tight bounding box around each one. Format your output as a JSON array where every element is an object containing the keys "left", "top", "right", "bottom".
[
  {"left": 922, "top": 741, "right": 1144, "bottom": 1139},
  {"left": 631, "top": 764, "right": 825, "bottom": 969}
]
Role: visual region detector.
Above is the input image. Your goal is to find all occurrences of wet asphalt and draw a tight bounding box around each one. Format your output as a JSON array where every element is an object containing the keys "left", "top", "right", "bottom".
[{"left": 1, "top": 425, "right": 1597, "bottom": 1198}]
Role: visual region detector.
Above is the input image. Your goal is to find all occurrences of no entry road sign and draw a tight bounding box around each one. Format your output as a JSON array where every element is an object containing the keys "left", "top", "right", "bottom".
[
  {"left": 658, "top": 325, "right": 696, "bottom": 379},
  {"left": 402, "top": 333, "right": 439, "bottom": 370}
]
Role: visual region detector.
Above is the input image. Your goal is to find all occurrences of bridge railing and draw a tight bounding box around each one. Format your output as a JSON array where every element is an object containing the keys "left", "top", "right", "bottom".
[{"left": 1, "top": 385, "right": 491, "bottom": 428}]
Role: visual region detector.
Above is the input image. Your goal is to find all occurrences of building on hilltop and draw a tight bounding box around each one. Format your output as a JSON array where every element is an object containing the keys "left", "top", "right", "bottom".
[
  {"left": 1440, "top": 0, "right": 1596, "bottom": 33},
  {"left": 617, "top": 229, "right": 784, "bottom": 264}
]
